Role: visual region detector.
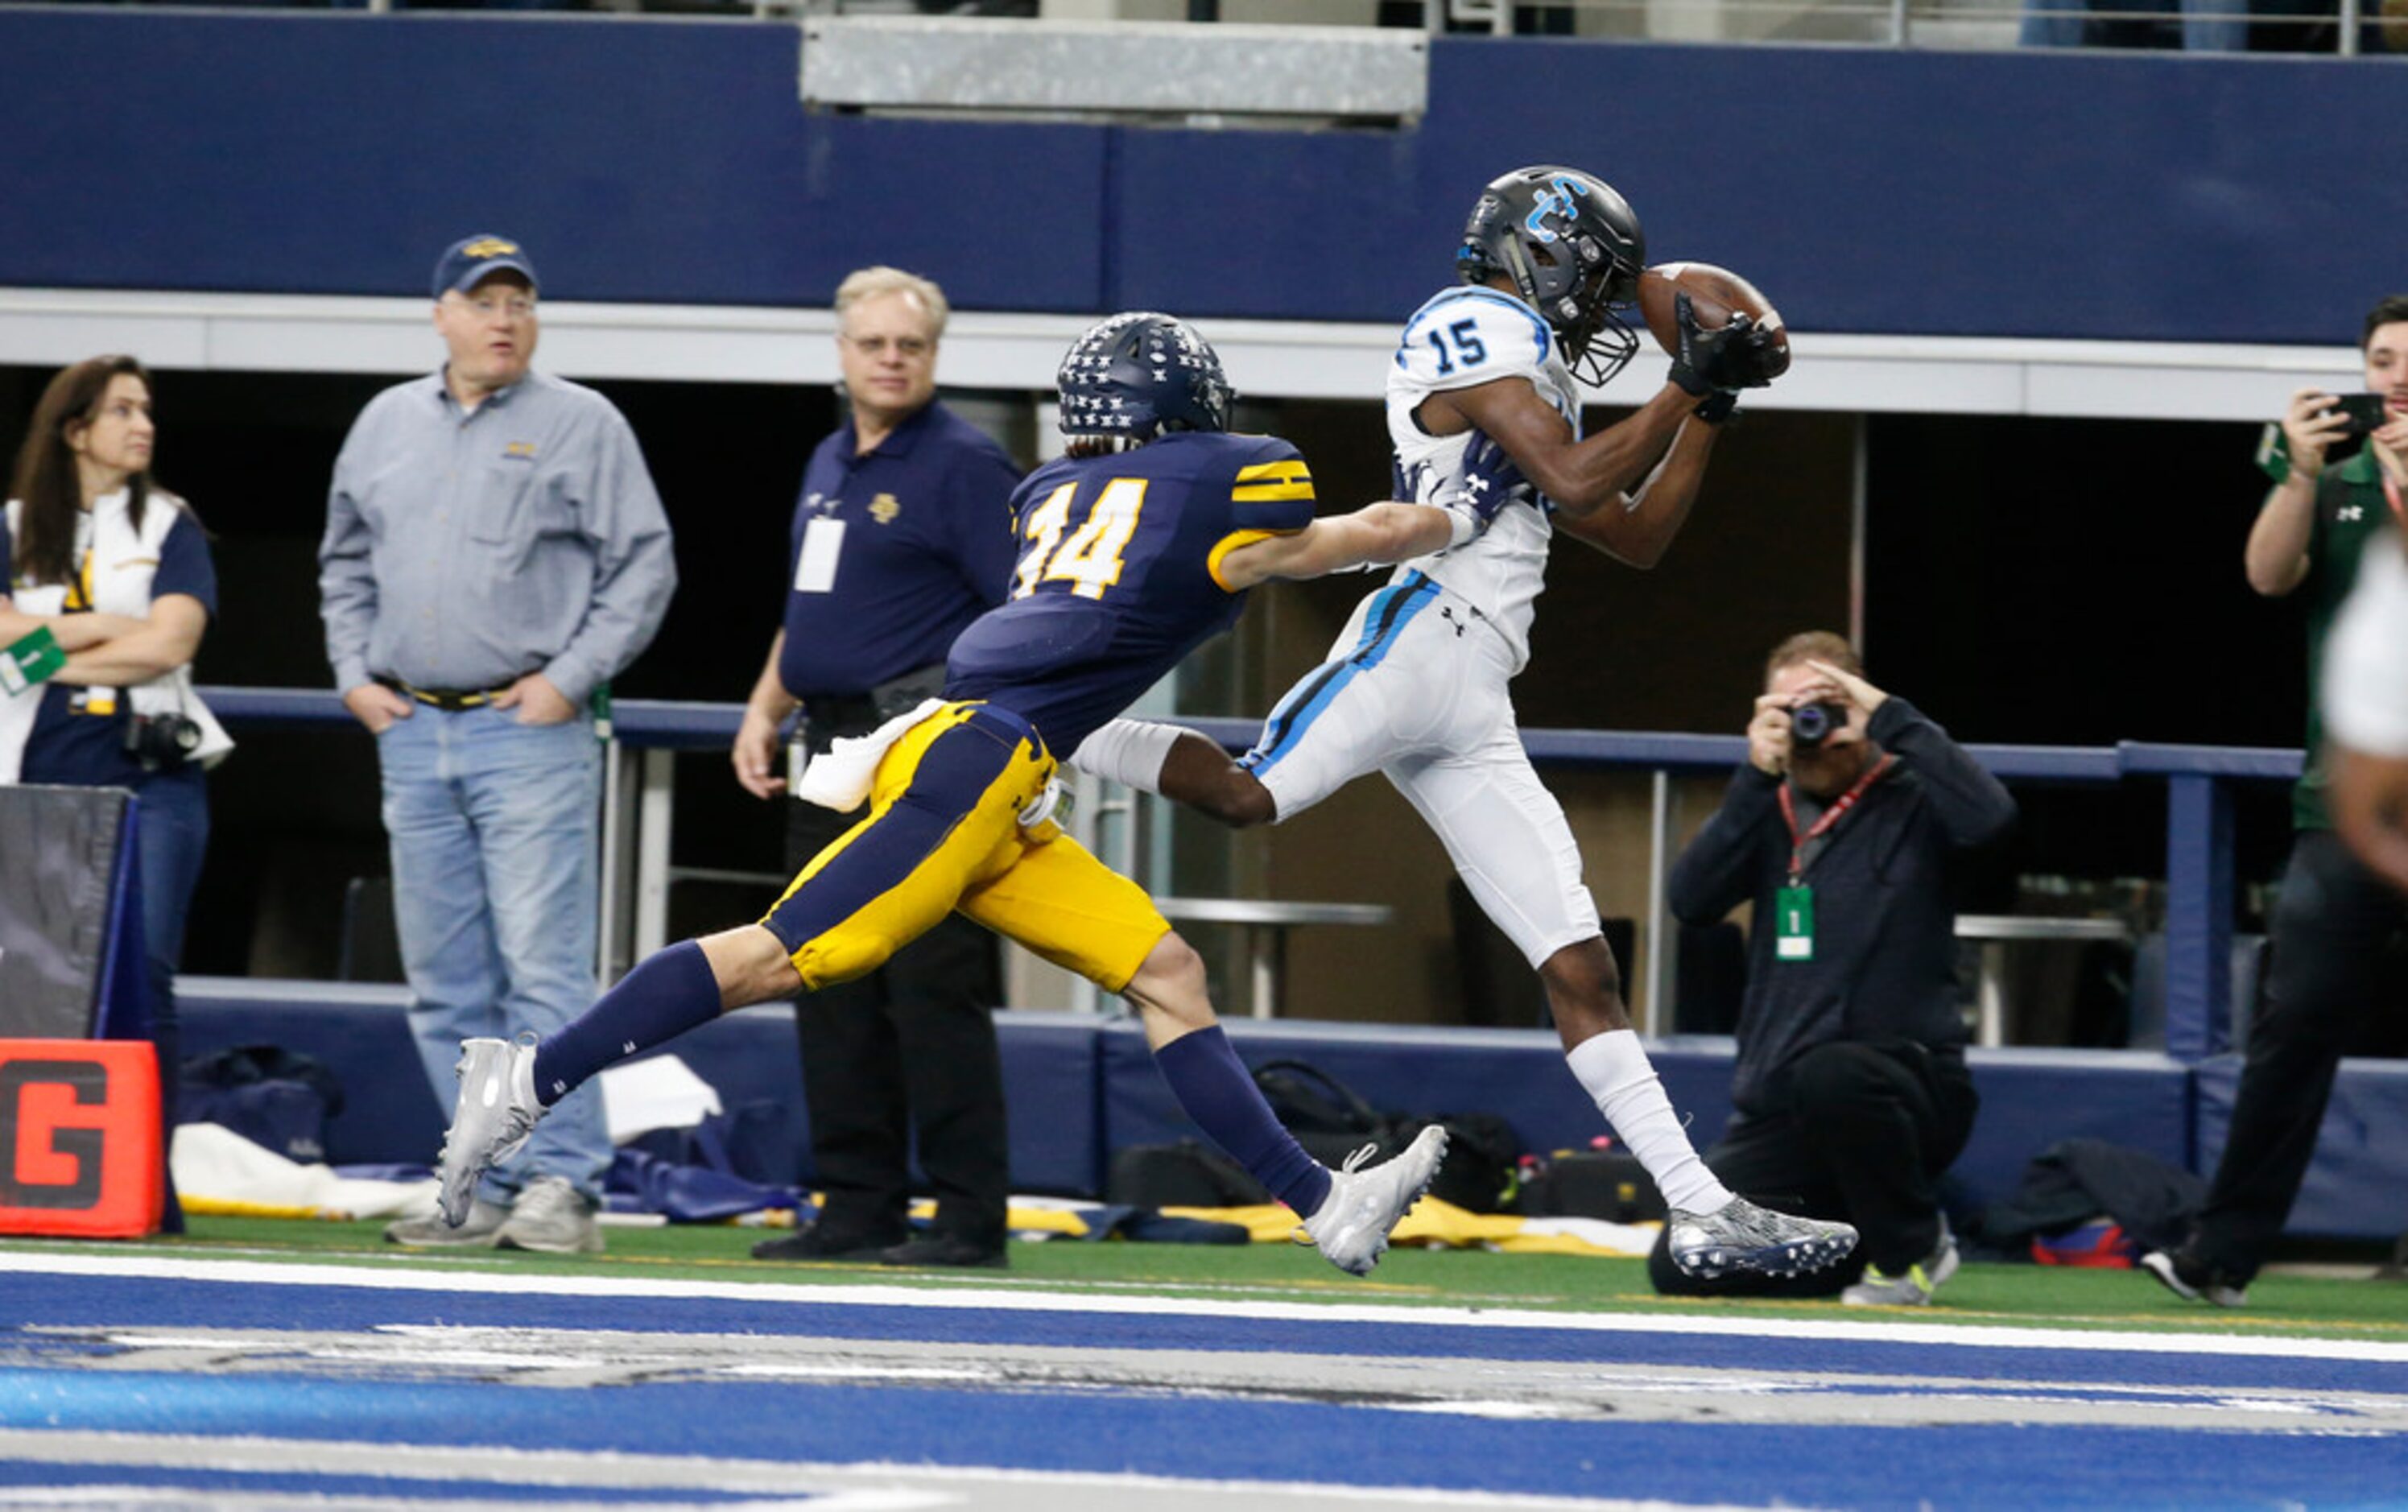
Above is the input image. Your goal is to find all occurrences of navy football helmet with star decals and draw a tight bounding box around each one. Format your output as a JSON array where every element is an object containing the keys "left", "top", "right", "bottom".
[
  {"left": 1056, "top": 312, "right": 1235, "bottom": 450},
  {"left": 1456, "top": 165, "right": 1647, "bottom": 388}
]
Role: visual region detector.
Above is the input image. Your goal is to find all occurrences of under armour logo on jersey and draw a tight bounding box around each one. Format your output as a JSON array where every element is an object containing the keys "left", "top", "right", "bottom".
[
  {"left": 1524, "top": 174, "right": 1590, "bottom": 242},
  {"left": 2340, "top": 505, "right": 2365, "bottom": 521}
]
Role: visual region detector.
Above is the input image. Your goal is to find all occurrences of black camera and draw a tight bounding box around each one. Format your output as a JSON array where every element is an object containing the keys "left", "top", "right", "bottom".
[
  {"left": 1789, "top": 700, "right": 1849, "bottom": 750},
  {"left": 125, "top": 712, "right": 203, "bottom": 771}
]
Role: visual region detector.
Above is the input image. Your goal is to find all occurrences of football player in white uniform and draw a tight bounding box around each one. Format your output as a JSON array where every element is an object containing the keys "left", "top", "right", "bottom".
[{"left": 1076, "top": 165, "right": 1856, "bottom": 1281}]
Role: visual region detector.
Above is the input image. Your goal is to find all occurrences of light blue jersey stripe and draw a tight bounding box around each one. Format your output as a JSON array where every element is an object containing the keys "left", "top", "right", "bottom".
[{"left": 1241, "top": 574, "right": 1438, "bottom": 776}]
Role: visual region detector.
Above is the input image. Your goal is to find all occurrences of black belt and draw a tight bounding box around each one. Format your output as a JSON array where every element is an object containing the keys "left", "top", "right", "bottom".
[
  {"left": 378, "top": 675, "right": 514, "bottom": 712},
  {"left": 798, "top": 664, "right": 950, "bottom": 740},
  {"left": 797, "top": 690, "right": 884, "bottom": 736}
]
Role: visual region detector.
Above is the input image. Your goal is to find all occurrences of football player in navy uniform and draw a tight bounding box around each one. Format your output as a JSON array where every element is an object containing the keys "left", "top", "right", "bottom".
[
  {"left": 425, "top": 312, "right": 1526, "bottom": 1276},
  {"left": 1072, "top": 166, "right": 1856, "bottom": 1282}
]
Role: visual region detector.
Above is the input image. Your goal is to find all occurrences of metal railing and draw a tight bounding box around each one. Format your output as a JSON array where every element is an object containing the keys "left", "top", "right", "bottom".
[
  {"left": 202, "top": 685, "right": 2296, "bottom": 1059},
  {"left": 3, "top": 1, "right": 2386, "bottom": 56},
  {"left": 1435, "top": 0, "right": 2378, "bottom": 54}
]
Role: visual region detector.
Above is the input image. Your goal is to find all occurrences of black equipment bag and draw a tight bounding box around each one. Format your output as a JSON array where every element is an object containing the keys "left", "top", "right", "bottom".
[
  {"left": 1253, "top": 1057, "right": 1522, "bottom": 1214},
  {"left": 1104, "top": 1059, "right": 1526, "bottom": 1214},
  {"left": 1516, "top": 1148, "right": 1667, "bottom": 1224},
  {"left": 1105, "top": 1138, "right": 1271, "bottom": 1209}
]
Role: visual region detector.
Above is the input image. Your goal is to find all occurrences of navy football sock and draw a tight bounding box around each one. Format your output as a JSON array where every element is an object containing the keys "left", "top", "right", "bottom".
[
  {"left": 532, "top": 940, "right": 721, "bottom": 1107},
  {"left": 1151, "top": 1025, "right": 1332, "bottom": 1215}
]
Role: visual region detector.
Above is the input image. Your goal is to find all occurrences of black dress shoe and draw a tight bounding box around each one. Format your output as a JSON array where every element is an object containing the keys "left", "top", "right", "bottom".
[
  {"left": 880, "top": 1233, "right": 1009, "bottom": 1269},
  {"left": 751, "top": 1223, "right": 907, "bottom": 1262}
]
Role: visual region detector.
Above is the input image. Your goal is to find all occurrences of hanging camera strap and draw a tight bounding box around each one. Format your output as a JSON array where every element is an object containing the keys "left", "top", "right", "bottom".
[
  {"left": 1770, "top": 753, "right": 1895, "bottom": 963},
  {"left": 1779, "top": 752, "right": 1897, "bottom": 886}
]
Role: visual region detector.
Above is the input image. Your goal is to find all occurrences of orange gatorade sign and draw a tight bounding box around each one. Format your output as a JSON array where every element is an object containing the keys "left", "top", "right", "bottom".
[{"left": 0, "top": 1039, "right": 162, "bottom": 1237}]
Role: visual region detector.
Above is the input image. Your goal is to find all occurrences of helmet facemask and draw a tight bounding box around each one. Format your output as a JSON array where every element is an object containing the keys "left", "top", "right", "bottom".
[{"left": 1531, "top": 237, "right": 1642, "bottom": 389}]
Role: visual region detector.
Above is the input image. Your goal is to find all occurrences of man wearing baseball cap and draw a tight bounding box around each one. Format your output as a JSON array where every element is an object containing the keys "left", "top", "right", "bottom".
[{"left": 319, "top": 233, "right": 678, "bottom": 1255}]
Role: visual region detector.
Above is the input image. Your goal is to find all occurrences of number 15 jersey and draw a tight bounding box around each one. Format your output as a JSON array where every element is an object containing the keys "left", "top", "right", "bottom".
[
  {"left": 944, "top": 431, "right": 1316, "bottom": 757},
  {"left": 1386, "top": 286, "right": 1584, "bottom": 675}
]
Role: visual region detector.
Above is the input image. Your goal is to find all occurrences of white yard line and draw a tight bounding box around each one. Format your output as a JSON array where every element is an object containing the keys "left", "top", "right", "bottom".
[
  {"left": 3, "top": 1249, "right": 2402, "bottom": 1364},
  {"left": 0, "top": 1429, "right": 1766, "bottom": 1512}
]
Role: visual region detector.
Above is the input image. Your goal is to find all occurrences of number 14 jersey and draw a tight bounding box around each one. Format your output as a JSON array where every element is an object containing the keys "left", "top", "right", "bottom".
[{"left": 944, "top": 430, "right": 1317, "bottom": 757}]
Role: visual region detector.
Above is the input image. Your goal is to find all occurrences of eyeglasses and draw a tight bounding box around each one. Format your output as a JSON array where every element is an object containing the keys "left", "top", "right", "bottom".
[
  {"left": 843, "top": 334, "right": 933, "bottom": 359},
  {"left": 461, "top": 293, "right": 537, "bottom": 319}
]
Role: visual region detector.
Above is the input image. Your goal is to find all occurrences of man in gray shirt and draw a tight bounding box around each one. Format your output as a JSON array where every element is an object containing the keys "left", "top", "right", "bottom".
[{"left": 319, "top": 234, "right": 676, "bottom": 1254}]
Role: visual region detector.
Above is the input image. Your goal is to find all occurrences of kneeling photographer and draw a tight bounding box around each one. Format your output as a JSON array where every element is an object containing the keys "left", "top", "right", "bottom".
[
  {"left": 1649, "top": 631, "right": 2014, "bottom": 1306},
  {"left": 1, "top": 355, "right": 231, "bottom": 1105}
]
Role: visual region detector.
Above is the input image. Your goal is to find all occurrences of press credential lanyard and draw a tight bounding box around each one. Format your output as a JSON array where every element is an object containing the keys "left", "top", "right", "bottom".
[{"left": 1773, "top": 754, "right": 1895, "bottom": 962}]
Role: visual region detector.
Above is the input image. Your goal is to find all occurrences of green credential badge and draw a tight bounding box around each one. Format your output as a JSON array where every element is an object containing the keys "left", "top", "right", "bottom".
[
  {"left": 0, "top": 625, "right": 65, "bottom": 697},
  {"left": 1774, "top": 882, "right": 1815, "bottom": 961}
]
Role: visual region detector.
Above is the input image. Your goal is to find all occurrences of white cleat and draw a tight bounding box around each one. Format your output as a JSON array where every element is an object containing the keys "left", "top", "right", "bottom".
[
  {"left": 1299, "top": 1125, "right": 1448, "bottom": 1278},
  {"left": 435, "top": 1035, "right": 545, "bottom": 1227},
  {"left": 1668, "top": 1195, "right": 1859, "bottom": 1280}
]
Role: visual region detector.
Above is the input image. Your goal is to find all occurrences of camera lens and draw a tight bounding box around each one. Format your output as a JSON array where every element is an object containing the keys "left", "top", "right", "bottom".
[{"left": 1791, "top": 703, "right": 1831, "bottom": 747}]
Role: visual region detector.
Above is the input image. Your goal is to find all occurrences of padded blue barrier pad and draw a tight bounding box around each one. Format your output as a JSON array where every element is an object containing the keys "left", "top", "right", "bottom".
[
  {"left": 2195, "top": 1054, "right": 2408, "bottom": 1241},
  {"left": 1952, "top": 1048, "right": 2194, "bottom": 1217},
  {"left": 8, "top": 11, "right": 2408, "bottom": 342},
  {"left": 2126, "top": 932, "right": 2265, "bottom": 1056},
  {"left": 610, "top": 1005, "right": 1104, "bottom": 1200},
  {"left": 179, "top": 981, "right": 2400, "bottom": 1239},
  {"left": 1101, "top": 1024, "right": 2196, "bottom": 1218},
  {"left": 178, "top": 981, "right": 444, "bottom": 1167},
  {"left": 1097, "top": 1018, "right": 1734, "bottom": 1171},
  {"left": 177, "top": 981, "right": 1104, "bottom": 1196}
]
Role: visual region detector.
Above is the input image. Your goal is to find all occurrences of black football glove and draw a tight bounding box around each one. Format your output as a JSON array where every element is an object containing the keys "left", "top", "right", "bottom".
[
  {"left": 1434, "top": 430, "right": 1534, "bottom": 547},
  {"left": 1692, "top": 390, "right": 1743, "bottom": 426},
  {"left": 1666, "top": 291, "right": 1781, "bottom": 396}
]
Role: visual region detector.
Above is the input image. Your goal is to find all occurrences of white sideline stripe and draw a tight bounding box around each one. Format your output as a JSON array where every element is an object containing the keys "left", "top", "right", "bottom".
[
  {"left": 0, "top": 1429, "right": 1755, "bottom": 1511},
  {"left": 4, "top": 1250, "right": 2402, "bottom": 1364}
]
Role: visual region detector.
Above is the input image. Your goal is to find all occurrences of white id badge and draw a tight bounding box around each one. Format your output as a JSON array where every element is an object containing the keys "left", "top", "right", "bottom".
[{"left": 795, "top": 517, "right": 846, "bottom": 593}]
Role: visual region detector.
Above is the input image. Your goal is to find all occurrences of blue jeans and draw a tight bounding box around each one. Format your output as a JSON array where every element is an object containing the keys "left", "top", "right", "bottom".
[
  {"left": 2019, "top": 0, "right": 2249, "bottom": 50},
  {"left": 131, "top": 764, "right": 209, "bottom": 1071},
  {"left": 376, "top": 704, "right": 609, "bottom": 1203}
]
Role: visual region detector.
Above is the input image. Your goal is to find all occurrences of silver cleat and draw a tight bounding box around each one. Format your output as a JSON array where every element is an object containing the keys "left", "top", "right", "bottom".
[
  {"left": 1667, "top": 1195, "right": 1859, "bottom": 1280},
  {"left": 435, "top": 1035, "right": 544, "bottom": 1227},
  {"left": 1299, "top": 1125, "right": 1449, "bottom": 1278}
]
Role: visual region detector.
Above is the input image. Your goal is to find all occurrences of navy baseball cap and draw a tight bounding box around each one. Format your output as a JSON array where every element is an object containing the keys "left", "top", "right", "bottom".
[{"left": 432, "top": 235, "right": 540, "bottom": 299}]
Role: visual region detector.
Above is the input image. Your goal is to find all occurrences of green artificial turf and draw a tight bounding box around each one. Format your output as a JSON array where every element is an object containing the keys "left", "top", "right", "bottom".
[{"left": 10, "top": 1214, "right": 2406, "bottom": 1341}]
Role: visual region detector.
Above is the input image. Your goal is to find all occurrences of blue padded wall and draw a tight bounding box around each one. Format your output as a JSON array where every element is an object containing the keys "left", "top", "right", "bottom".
[
  {"left": 176, "top": 988, "right": 1104, "bottom": 1196},
  {"left": 1096, "top": 1018, "right": 1733, "bottom": 1169},
  {"left": 178, "top": 989, "right": 446, "bottom": 1167},
  {"left": 1945, "top": 1047, "right": 2195, "bottom": 1219},
  {"left": 178, "top": 985, "right": 2405, "bottom": 1241},
  {"left": 2195, "top": 1055, "right": 2408, "bottom": 1241},
  {"left": 0, "top": 14, "right": 1107, "bottom": 312},
  {"left": 2, "top": 14, "right": 2405, "bottom": 343}
]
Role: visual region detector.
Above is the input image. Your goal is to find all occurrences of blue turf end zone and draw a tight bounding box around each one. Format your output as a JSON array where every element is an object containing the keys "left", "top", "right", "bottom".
[{"left": 5, "top": 1266, "right": 2403, "bottom": 1510}]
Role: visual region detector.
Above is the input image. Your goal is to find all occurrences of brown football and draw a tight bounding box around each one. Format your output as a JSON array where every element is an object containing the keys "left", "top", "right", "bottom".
[{"left": 1635, "top": 262, "right": 1791, "bottom": 378}]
